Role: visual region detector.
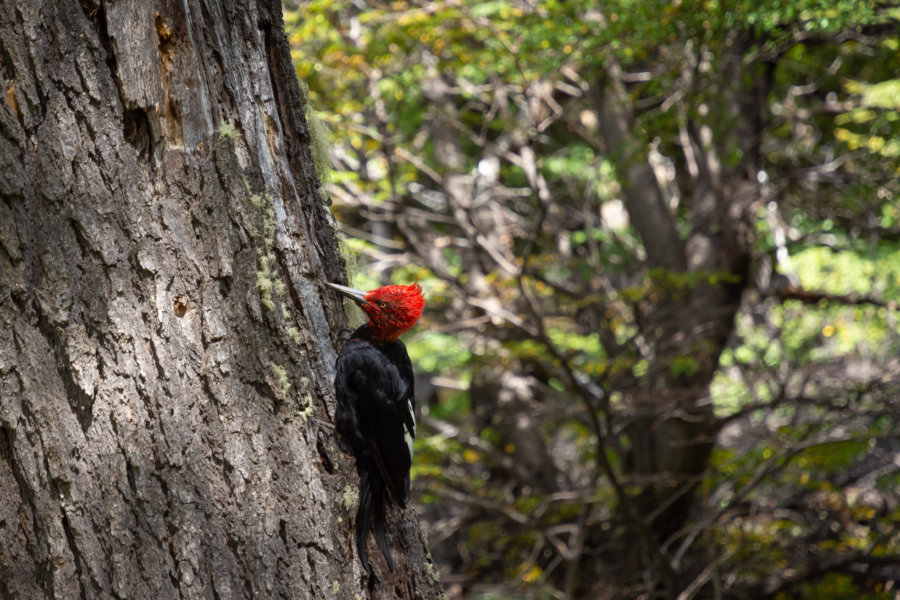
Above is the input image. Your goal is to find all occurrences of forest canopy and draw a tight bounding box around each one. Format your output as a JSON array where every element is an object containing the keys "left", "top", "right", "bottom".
[{"left": 286, "top": 0, "right": 900, "bottom": 598}]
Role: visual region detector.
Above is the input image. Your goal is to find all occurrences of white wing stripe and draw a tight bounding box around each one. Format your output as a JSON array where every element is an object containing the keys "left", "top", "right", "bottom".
[{"left": 404, "top": 425, "right": 414, "bottom": 461}]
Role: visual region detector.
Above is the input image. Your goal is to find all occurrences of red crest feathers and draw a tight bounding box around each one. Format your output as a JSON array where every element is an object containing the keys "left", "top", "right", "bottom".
[{"left": 362, "top": 282, "right": 425, "bottom": 342}]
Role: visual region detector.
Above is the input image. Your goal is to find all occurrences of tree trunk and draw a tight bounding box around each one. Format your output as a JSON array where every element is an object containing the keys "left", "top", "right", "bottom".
[
  {"left": 0, "top": 1, "right": 441, "bottom": 598},
  {"left": 592, "top": 53, "right": 757, "bottom": 579}
]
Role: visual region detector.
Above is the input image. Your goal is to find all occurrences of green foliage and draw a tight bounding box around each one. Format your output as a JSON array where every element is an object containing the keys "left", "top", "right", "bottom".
[
  {"left": 779, "top": 573, "right": 891, "bottom": 600},
  {"left": 670, "top": 355, "right": 701, "bottom": 378},
  {"left": 286, "top": 0, "right": 900, "bottom": 596},
  {"left": 407, "top": 331, "right": 472, "bottom": 374}
]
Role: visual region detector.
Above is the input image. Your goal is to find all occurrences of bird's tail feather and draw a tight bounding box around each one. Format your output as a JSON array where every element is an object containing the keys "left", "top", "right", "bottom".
[
  {"left": 372, "top": 489, "right": 395, "bottom": 571},
  {"left": 356, "top": 471, "right": 395, "bottom": 574},
  {"left": 356, "top": 475, "right": 374, "bottom": 575}
]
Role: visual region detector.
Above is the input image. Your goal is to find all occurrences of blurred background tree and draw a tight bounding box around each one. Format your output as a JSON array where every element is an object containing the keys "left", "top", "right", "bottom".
[{"left": 286, "top": 1, "right": 900, "bottom": 597}]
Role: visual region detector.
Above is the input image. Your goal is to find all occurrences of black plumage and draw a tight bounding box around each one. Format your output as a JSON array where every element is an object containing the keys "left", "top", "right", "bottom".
[{"left": 334, "top": 323, "right": 416, "bottom": 574}]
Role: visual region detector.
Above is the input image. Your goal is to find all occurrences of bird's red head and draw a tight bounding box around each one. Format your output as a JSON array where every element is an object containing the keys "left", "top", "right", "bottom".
[{"left": 327, "top": 281, "right": 425, "bottom": 342}]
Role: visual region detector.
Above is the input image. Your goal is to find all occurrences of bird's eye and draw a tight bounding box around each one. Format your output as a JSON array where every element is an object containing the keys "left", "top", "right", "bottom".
[{"left": 379, "top": 301, "right": 388, "bottom": 308}]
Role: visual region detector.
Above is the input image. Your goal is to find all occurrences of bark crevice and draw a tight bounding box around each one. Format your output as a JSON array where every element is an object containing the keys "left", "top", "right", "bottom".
[{"left": 60, "top": 511, "right": 88, "bottom": 600}]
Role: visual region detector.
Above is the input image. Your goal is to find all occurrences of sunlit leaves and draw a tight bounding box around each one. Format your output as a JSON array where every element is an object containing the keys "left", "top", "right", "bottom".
[
  {"left": 407, "top": 331, "right": 473, "bottom": 373},
  {"left": 286, "top": 0, "right": 900, "bottom": 595}
]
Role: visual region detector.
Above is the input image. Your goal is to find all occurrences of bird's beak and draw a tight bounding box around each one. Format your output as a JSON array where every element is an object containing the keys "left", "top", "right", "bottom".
[{"left": 325, "top": 281, "right": 371, "bottom": 306}]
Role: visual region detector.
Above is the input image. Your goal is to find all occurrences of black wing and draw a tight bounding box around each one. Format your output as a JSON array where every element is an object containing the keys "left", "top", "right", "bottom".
[
  {"left": 334, "top": 333, "right": 416, "bottom": 574},
  {"left": 334, "top": 337, "right": 414, "bottom": 504}
]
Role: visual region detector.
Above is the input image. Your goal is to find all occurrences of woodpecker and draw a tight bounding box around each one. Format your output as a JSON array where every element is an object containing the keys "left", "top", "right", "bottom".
[{"left": 326, "top": 280, "right": 425, "bottom": 575}]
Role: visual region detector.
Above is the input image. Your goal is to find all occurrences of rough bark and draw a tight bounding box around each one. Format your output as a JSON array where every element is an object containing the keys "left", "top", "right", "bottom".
[{"left": 0, "top": 1, "right": 442, "bottom": 598}]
